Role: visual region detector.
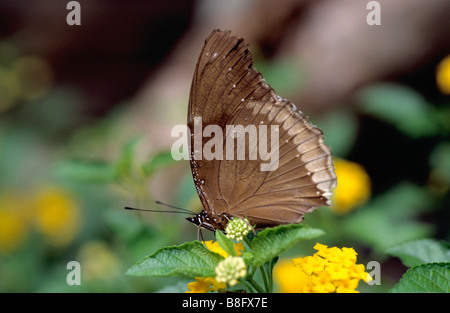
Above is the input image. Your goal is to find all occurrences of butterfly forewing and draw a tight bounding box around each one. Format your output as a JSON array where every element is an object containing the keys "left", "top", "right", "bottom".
[{"left": 188, "top": 29, "right": 336, "bottom": 230}]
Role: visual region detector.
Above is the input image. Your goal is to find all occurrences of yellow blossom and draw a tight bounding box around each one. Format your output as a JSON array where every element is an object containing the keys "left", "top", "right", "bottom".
[
  {"left": 331, "top": 158, "right": 371, "bottom": 214},
  {"left": 436, "top": 55, "right": 450, "bottom": 94},
  {"left": 186, "top": 240, "right": 244, "bottom": 293},
  {"left": 203, "top": 240, "right": 244, "bottom": 258},
  {"left": 273, "top": 259, "right": 311, "bottom": 293},
  {"left": 34, "top": 186, "right": 80, "bottom": 247},
  {"left": 0, "top": 193, "right": 31, "bottom": 254},
  {"left": 275, "top": 243, "right": 372, "bottom": 293},
  {"left": 0, "top": 209, "right": 28, "bottom": 254},
  {"left": 186, "top": 277, "right": 226, "bottom": 293}
]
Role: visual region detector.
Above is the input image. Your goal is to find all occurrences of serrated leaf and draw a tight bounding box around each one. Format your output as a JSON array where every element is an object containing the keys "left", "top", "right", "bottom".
[
  {"left": 251, "top": 224, "right": 324, "bottom": 268},
  {"left": 391, "top": 263, "right": 450, "bottom": 293},
  {"left": 126, "top": 241, "right": 224, "bottom": 278},
  {"left": 215, "top": 230, "right": 237, "bottom": 256},
  {"left": 387, "top": 239, "right": 450, "bottom": 268}
]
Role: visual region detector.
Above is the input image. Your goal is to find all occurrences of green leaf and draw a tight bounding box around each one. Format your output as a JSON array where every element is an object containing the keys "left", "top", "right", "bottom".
[
  {"left": 357, "top": 83, "right": 438, "bottom": 138},
  {"left": 242, "top": 251, "right": 254, "bottom": 266},
  {"left": 215, "top": 230, "right": 237, "bottom": 256},
  {"left": 391, "top": 263, "right": 450, "bottom": 293},
  {"left": 115, "top": 137, "right": 141, "bottom": 177},
  {"left": 256, "top": 58, "right": 306, "bottom": 97},
  {"left": 342, "top": 182, "right": 434, "bottom": 252},
  {"left": 142, "top": 150, "right": 176, "bottom": 177},
  {"left": 314, "top": 109, "right": 358, "bottom": 157},
  {"left": 387, "top": 239, "right": 450, "bottom": 268},
  {"left": 126, "top": 241, "right": 224, "bottom": 278},
  {"left": 250, "top": 224, "right": 324, "bottom": 268},
  {"left": 263, "top": 256, "right": 278, "bottom": 293},
  {"left": 54, "top": 159, "right": 117, "bottom": 183}
]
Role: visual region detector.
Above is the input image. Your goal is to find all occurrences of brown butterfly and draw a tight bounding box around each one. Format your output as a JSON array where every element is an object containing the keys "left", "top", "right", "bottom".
[{"left": 185, "top": 29, "right": 336, "bottom": 232}]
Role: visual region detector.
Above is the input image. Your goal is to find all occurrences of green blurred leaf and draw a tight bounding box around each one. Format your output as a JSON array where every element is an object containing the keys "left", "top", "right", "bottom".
[
  {"left": 251, "top": 224, "right": 324, "bottom": 268},
  {"left": 357, "top": 83, "right": 438, "bottom": 138},
  {"left": 342, "top": 183, "right": 434, "bottom": 252},
  {"left": 216, "top": 230, "right": 237, "bottom": 257},
  {"left": 114, "top": 137, "right": 141, "bottom": 177},
  {"left": 54, "top": 159, "right": 117, "bottom": 183},
  {"left": 387, "top": 239, "right": 450, "bottom": 268},
  {"left": 256, "top": 58, "right": 306, "bottom": 97},
  {"left": 142, "top": 150, "right": 176, "bottom": 177},
  {"left": 343, "top": 209, "right": 433, "bottom": 252},
  {"left": 126, "top": 241, "right": 224, "bottom": 278},
  {"left": 429, "top": 141, "right": 450, "bottom": 184},
  {"left": 390, "top": 263, "right": 450, "bottom": 293},
  {"left": 372, "top": 182, "right": 432, "bottom": 218},
  {"left": 314, "top": 110, "right": 358, "bottom": 157}
]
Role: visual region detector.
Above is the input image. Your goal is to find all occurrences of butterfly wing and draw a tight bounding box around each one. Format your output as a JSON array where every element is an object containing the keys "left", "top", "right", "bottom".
[{"left": 188, "top": 30, "right": 336, "bottom": 229}]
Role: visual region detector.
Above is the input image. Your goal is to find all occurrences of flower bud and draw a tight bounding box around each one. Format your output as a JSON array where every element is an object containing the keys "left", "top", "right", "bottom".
[
  {"left": 215, "top": 256, "right": 247, "bottom": 286},
  {"left": 225, "top": 217, "right": 252, "bottom": 241}
]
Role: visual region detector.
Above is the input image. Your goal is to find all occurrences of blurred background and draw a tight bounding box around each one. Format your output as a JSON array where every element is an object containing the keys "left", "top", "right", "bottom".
[{"left": 0, "top": 0, "right": 448, "bottom": 292}]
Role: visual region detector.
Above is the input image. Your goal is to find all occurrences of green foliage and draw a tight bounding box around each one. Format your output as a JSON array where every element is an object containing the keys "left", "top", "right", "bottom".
[
  {"left": 387, "top": 239, "right": 450, "bottom": 268},
  {"left": 390, "top": 263, "right": 450, "bottom": 293},
  {"left": 342, "top": 182, "right": 434, "bottom": 252},
  {"left": 388, "top": 239, "right": 450, "bottom": 293},
  {"left": 126, "top": 223, "right": 324, "bottom": 292},
  {"left": 357, "top": 83, "right": 440, "bottom": 138},
  {"left": 250, "top": 224, "right": 325, "bottom": 268},
  {"left": 215, "top": 230, "right": 237, "bottom": 257},
  {"left": 126, "top": 241, "right": 224, "bottom": 278},
  {"left": 55, "top": 160, "right": 118, "bottom": 183},
  {"left": 314, "top": 109, "right": 358, "bottom": 157}
]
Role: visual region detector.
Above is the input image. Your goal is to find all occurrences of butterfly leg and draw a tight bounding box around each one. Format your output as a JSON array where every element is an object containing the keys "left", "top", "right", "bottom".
[{"left": 243, "top": 216, "right": 257, "bottom": 236}]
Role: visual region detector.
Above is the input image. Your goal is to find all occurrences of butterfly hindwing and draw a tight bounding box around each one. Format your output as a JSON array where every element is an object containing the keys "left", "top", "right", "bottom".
[{"left": 188, "top": 29, "right": 336, "bottom": 230}]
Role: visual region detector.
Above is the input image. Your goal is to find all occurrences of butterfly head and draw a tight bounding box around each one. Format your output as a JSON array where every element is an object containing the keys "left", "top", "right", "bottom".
[{"left": 186, "top": 210, "right": 228, "bottom": 232}]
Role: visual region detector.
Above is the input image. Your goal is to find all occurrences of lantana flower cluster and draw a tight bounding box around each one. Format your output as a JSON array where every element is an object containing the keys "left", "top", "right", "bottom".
[
  {"left": 225, "top": 217, "right": 253, "bottom": 241},
  {"left": 186, "top": 241, "right": 244, "bottom": 293},
  {"left": 290, "top": 243, "right": 372, "bottom": 293}
]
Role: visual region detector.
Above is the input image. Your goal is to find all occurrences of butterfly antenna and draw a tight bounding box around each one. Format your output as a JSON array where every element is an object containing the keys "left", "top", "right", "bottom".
[
  {"left": 124, "top": 201, "right": 195, "bottom": 215},
  {"left": 154, "top": 201, "right": 197, "bottom": 214}
]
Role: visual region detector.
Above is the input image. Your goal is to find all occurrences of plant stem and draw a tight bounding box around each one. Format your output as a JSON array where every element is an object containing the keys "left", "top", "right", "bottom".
[
  {"left": 246, "top": 277, "right": 265, "bottom": 293},
  {"left": 260, "top": 266, "right": 270, "bottom": 292},
  {"left": 243, "top": 281, "right": 257, "bottom": 293},
  {"left": 243, "top": 236, "right": 251, "bottom": 248}
]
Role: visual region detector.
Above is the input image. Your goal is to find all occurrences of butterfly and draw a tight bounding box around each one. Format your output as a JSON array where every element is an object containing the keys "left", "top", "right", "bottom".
[{"left": 185, "top": 29, "right": 337, "bottom": 233}]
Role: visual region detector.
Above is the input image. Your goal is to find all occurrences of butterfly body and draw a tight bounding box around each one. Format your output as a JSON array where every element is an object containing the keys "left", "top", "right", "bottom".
[{"left": 187, "top": 30, "right": 337, "bottom": 232}]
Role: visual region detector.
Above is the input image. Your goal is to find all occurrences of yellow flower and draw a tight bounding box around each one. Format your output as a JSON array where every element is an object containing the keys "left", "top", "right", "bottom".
[
  {"left": 186, "top": 240, "right": 244, "bottom": 293},
  {"left": 273, "top": 259, "right": 311, "bottom": 293},
  {"left": 436, "top": 55, "right": 450, "bottom": 94},
  {"left": 275, "top": 243, "right": 371, "bottom": 293},
  {"left": 292, "top": 255, "right": 324, "bottom": 275},
  {"left": 0, "top": 193, "right": 31, "bottom": 254},
  {"left": 0, "top": 209, "right": 28, "bottom": 254},
  {"left": 34, "top": 186, "right": 80, "bottom": 247},
  {"left": 331, "top": 158, "right": 371, "bottom": 214},
  {"left": 203, "top": 240, "right": 244, "bottom": 258},
  {"left": 186, "top": 277, "right": 226, "bottom": 293}
]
